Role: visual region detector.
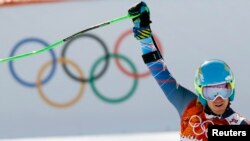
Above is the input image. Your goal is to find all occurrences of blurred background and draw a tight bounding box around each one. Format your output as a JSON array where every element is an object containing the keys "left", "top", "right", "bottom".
[{"left": 0, "top": 0, "right": 250, "bottom": 140}]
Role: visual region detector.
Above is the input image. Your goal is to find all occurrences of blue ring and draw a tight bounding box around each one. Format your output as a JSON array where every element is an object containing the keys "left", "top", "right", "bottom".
[{"left": 8, "top": 38, "right": 57, "bottom": 87}]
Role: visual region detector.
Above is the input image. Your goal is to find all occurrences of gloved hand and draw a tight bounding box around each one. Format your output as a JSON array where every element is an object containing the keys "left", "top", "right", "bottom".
[
  {"left": 128, "top": 1, "right": 152, "bottom": 40},
  {"left": 128, "top": 1, "right": 151, "bottom": 28}
]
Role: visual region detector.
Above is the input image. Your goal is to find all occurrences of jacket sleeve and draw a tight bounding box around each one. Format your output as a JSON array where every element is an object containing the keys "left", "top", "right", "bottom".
[{"left": 139, "top": 36, "right": 197, "bottom": 117}]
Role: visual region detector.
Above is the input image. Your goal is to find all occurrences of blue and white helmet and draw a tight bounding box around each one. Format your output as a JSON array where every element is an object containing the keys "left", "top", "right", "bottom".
[{"left": 194, "top": 59, "right": 235, "bottom": 105}]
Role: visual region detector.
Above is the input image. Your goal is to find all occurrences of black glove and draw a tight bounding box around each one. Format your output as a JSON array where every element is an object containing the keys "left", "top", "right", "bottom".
[
  {"left": 128, "top": 1, "right": 152, "bottom": 28},
  {"left": 128, "top": 1, "right": 152, "bottom": 40}
]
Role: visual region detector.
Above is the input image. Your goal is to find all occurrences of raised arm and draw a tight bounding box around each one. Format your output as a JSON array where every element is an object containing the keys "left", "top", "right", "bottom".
[{"left": 128, "top": 1, "right": 197, "bottom": 116}]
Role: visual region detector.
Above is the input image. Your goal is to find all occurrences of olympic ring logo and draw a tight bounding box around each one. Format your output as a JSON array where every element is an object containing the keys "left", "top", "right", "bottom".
[
  {"left": 8, "top": 29, "right": 163, "bottom": 108},
  {"left": 188, "top": 115, "right": 214, "bottom": 138}
]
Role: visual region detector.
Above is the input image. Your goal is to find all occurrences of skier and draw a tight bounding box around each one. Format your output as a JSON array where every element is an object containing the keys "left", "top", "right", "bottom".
[{"left": 128, "top": 1, "right": 249, "bottom": 140}]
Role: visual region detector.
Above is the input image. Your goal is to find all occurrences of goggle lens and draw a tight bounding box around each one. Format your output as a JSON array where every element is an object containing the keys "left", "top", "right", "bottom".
[{"left": 202, "top": 83, "right": 232, "bottom": 101}]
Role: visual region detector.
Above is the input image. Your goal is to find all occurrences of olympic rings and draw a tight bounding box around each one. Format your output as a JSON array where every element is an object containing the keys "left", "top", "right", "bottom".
[
  {"left": 90, "top": 54, "right": 138, "bottom": 103},
  {"left": 8, "top": 29, "right": 164, "bottom": 107},
  {"left": 189, "top": 115, "right": 214, "bottom": 137},
  {"left": 9, "top": 38, "right": 57, "bottom": 87},
  {"left": 36, "top": 58, "right": 86, "bottom": 108},
  {"left": 61, "top": 33, "right": 110, "bottom": 82},
  {"left": 114, "top": 29, "right": 163, "bottom": 79}
]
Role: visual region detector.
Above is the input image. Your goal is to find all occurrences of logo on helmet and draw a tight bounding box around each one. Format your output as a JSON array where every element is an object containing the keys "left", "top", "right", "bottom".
[
  {"left": 225, "top": 75, "right": 232, "bottom": 81},
  {"left": 198, "top": 68, "right": 204, "bottom": 83}
]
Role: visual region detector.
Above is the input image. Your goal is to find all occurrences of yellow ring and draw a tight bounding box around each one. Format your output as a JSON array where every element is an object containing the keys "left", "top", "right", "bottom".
[{"left": 36, "top": 58, "right": 86, "bottom": 108}]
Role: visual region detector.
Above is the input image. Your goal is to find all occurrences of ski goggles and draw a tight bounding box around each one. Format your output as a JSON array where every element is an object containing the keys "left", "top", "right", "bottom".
[{"left": 202, "top": 83, "right": 232, "bottom": 101}]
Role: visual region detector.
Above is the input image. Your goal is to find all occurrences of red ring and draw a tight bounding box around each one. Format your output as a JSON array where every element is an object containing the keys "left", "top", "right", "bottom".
[{"left": 114, "top": 29, "right": 164, "bottom": 79}]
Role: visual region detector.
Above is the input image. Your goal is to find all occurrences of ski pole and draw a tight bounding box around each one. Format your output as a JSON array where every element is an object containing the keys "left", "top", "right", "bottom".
[{"left": 0, "top": 14, "right": 139, "bottom": 63}]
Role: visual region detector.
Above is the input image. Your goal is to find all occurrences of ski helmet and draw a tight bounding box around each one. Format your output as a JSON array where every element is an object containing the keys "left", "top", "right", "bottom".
[{"left": 194, "top": 59, "right": 235, "bottom": 105}]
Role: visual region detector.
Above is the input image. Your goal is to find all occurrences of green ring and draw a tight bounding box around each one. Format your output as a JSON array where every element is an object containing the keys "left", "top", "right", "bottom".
[{"left": 90, "top": 54, "right": 138, "bottom": 103}]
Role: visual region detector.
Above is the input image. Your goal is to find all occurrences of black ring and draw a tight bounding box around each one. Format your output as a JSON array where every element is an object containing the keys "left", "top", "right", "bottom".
[{"left": 61, "top": 33, "right": 110, "bottom": 83}]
